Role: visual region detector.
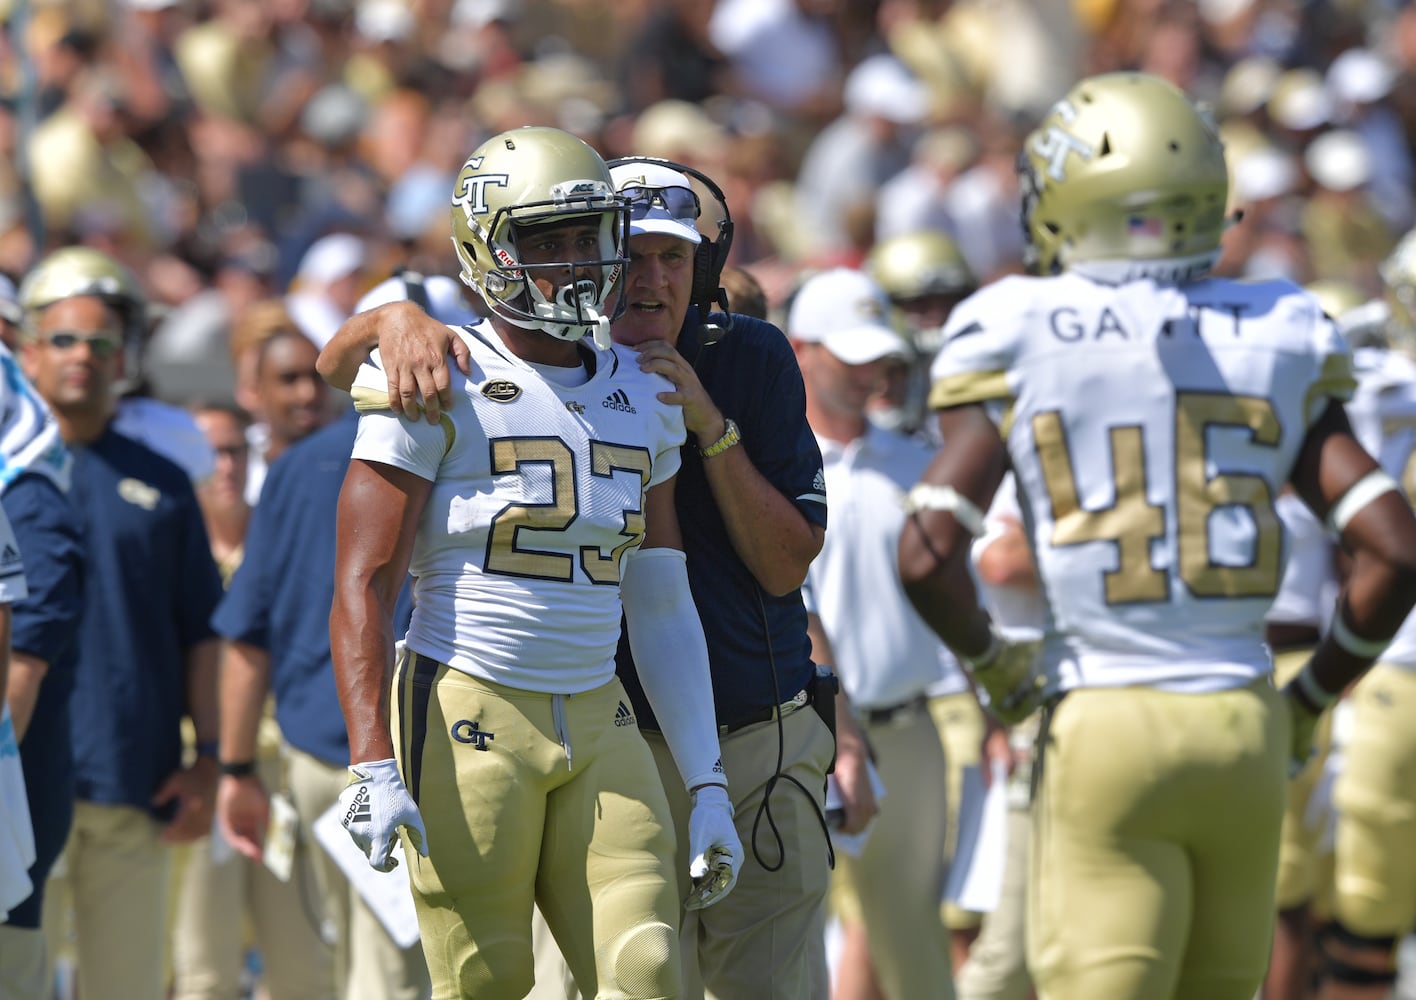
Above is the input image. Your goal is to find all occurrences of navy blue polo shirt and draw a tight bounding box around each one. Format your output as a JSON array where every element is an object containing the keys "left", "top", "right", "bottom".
[
  {"left": 67, "top": 427, "right": 222, "bottom": 814},
  {"left": 3, "top": 472, "right": 84, "bottom": 928},
  {"left": 213, "top": 413, "right": 413, "bottom": 767},
  {"left": 617, "top": 313, "right": 828, "bottom": 728}
]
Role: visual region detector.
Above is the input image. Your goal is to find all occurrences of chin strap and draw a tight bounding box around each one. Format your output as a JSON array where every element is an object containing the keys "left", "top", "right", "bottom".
[
  {"left": 588, "top": 308, "right": 612, "bottom": 351},
  {"left": 531, "top": 280, "right": 613, "bottom": 349}
]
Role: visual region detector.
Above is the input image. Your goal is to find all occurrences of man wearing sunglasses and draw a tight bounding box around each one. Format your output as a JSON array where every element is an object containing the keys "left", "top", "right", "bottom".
[
  {"left": 320, "top": 158, "right": 858, "bottom": 1000},
  {"left": 16, "top": 247, "right": 223, "bottom": 1000}
]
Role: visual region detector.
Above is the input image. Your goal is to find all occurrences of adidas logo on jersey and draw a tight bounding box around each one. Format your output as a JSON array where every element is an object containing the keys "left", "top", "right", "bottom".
[
  {"left": 614, "top": 701, "right": 636, "bottom": 727},
  {"left": 603, "top": 389, "right": 637, "bottom": 414},
  {"left": 1, "top": 544, "right": 18, "bottom": 566}
]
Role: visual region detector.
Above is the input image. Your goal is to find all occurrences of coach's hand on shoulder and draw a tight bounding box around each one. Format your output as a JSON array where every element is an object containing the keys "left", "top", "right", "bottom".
[
  {"left": 380, "top": 302, "right": 470, "bottom": 424},
  {"left": 686, "top": 783, "right": 741, "bottom": 910},
  {"left": 339, "top": 758, "right": 430, "bottom": 872},
  {"left": 967, "top": 624, "right": 1045, "bottom": 727}
]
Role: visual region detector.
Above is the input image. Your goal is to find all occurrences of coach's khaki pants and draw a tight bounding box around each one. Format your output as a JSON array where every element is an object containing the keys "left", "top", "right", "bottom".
[
  {"left": 1029, "top": 681, "right": 1287, "bottom": 1000},
  {"left": 285, "top": 746, "right": 431, "bottom": 1000},
  {"left": 930, "top": 691, "right": 987, "bottom": 932},
  {"left": 836, "top": 701, "right": 954, "bottom": 1000},
  {"left": 171, "top": 754, "right": 336, "bottom": 1000},
  {"left": 645, "top": 704, "right": 837, "bottom": 1000},
  {"left": 45, "top": 801, "right": 172, "bottom": 1000}
]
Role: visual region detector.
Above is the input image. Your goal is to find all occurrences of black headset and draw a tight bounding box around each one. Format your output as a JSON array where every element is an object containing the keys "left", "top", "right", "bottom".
[
  {"left": 606, "top": 156, "right": 735, "bottom": 343},
  {"left": 395, "top": 267, "right": 431, "bottom": 312}
]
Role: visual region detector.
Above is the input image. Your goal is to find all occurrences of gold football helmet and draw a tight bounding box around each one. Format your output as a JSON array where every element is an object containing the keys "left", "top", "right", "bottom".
[
  {"left": 1381, "top": 227, "right": 1416, "bottom": 353},
  {"left": 866, "top": 230, "right": 975, "bottom": 358},
  {"left": 19, "top": 246, "right": 147, "bottom": 343},
  {"left": 450, "top": 126, "right": 629, "bottom": 348},
  {"left": 866, "top": 231, "right": 975, "bottom": 303},
  {"left": 1018, "top": 73, "right": 1229, "bottom": 280}
]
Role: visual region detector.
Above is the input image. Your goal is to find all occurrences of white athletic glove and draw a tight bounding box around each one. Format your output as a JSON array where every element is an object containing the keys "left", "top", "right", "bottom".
[
  {"left": 338, "top": 759, "right": 429, "bottom": 872},
  {"left": 685, "top": 784, "right": 741, "bottom": 910},
  {"left": 967, "top": 625, "right": 1044, "bottom": 727}
]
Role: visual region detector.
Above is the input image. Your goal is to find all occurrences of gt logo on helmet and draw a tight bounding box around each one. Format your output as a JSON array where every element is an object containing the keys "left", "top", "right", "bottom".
[
  {"left": 1031, "top": 124, "right": 1094, "bottom": 183},
  {"left": 453, "top": 157, "right": 509, "bottom": 217}
]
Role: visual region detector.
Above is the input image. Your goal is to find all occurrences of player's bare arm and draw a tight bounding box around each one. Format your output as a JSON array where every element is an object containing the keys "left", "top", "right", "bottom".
[
  {"left": 898, "top": 403, "right": 1010, "bottom": 660},
  {"left": 1289, "top": 401, "right": 1416, "bottom": 696},
  {"left": 330, "top": 458, "right": 432, "bottom": 763},
  {"left": 318, "top": 301, "right": 470, "bottom": 423}
]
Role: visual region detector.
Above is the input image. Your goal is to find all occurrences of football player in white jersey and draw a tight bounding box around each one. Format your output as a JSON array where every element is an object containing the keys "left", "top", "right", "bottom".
[
  {"left": 1316, "top": 239, "right": 1416, "bottom": 1000},
  {"left": 897, "top": 72, "right": 1416, "bottom": 1000},
  {"left": 328, "top": 126, "right": 741, "bottom": 1000}
]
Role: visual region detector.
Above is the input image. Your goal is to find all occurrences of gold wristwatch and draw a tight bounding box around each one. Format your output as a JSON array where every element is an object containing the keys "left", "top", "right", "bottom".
[{"left": 699, "top": 419, "right": 742, "bottom": 459}]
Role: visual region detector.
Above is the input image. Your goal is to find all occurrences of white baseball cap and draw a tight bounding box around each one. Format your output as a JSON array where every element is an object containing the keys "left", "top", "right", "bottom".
[
  {"left": 844, "top": 55, "right": 929, "bottom": 125},
  {"left": 610, "top": 162, "right": 702, "bottom": 245},
  {"left": 296, "top": 232, "right": 367, "bottom": 287},
  {"left": 788, "top": 268, "right": 910, "bottom": 365}
]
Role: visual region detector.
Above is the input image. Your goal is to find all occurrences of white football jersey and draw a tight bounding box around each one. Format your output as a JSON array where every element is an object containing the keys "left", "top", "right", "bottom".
[
  {"left": 352, "top": 322, "right": 685, "bottom": 694},
  {"left": 1345, "top": 346, "right": 1416, "bottom": 668},
  {"left": 931, "top": 273, "right": 1355, "bottom": 695},
  {"left": 1264, "top": 492, "right": 1338, "bottom": 633}
]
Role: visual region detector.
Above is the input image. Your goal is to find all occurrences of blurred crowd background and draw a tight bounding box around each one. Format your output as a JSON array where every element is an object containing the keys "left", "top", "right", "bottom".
[{"left": 1, "top": 0, "right": 1414, "bottom": 408}]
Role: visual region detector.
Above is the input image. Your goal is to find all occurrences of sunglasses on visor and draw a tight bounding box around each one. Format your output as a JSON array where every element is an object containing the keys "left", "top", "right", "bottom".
[
  {"left": 43, "top": 330, "right": 122, "bottom": 358},
  {"left": 619, "top": 184, "right": 701, "bottom": 224}
]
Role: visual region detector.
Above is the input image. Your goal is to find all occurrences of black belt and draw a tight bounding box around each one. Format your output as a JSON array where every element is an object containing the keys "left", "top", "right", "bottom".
[
  {"left": 718, "top": 687, "right": 811, "bottom": 736},
  {"left": 859, "top": 694, "right": 928, "bottom": 727}
]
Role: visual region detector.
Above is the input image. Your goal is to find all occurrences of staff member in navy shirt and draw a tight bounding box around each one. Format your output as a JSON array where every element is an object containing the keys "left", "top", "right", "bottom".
[
  {"left": 604, "top": 164, "right": 842, "bottom": 997},
  {"left": 17, "top": 248, "right": 223, "bottom": 1000},
  {"left": 0, "top": 342, "right": 84, "bottom": 1000}
]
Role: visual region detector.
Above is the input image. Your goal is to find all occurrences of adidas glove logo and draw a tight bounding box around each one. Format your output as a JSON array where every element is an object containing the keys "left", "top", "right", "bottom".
[{"left": 342, "top": 786, "right": 372, "bottom": 828}]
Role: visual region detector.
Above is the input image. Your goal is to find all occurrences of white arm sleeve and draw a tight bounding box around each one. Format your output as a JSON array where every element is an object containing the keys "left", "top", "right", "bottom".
[{"left": 621, "top": 547, "right": 727, "bottom": 792}]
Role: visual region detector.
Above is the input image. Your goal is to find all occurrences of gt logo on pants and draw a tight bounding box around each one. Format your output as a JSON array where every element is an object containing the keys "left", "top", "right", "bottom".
[{"left": 451, "top": 720, "right": 495, "bottom": 750}]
